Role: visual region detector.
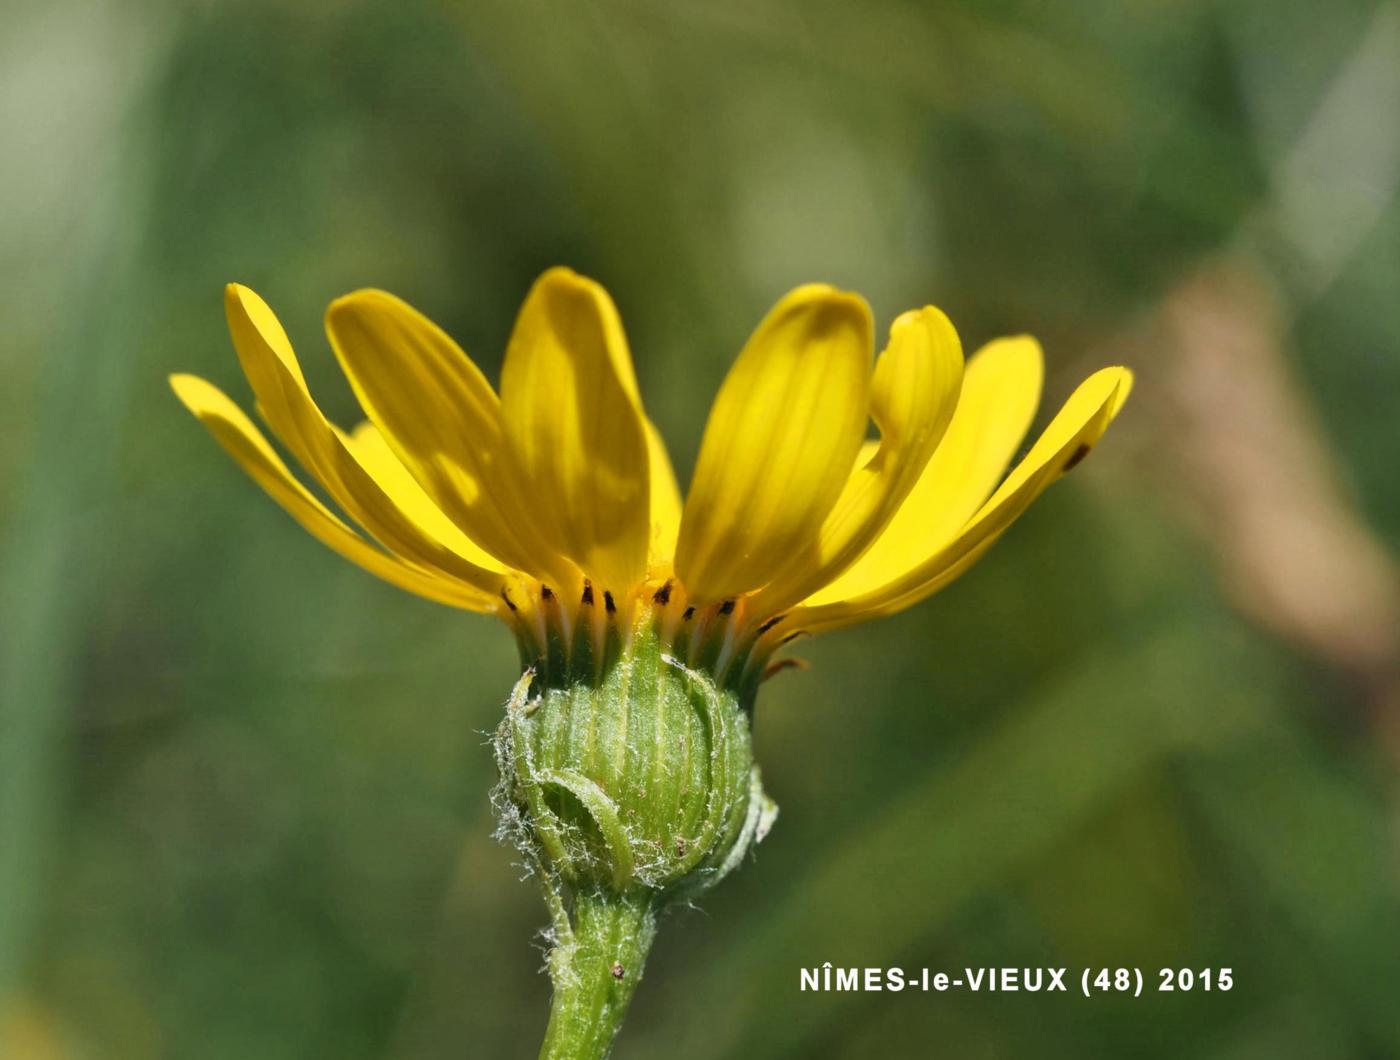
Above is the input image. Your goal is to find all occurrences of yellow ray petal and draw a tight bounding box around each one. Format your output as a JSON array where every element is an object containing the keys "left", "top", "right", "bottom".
[
  {"left": 325, "top": 290, "right": 559, "bottom": 581},
  {"left": 645, "top": 418, "right": 682, "bottom": 575},
  {"left": 223, "top": 284, "right": 503, "bottom": 595},
  {"left": 341, "top": 421, "right": 506, "bottom": 574},
  {"left": 170, "top": 374, "right": 497, "bottom": 612},
  {"left": 749, "top": 305, "right": 964, "bottom": 614},
  {"left": 498, "top": 267, "right": 649, "bottom": 593},
  {"left": 807, "top": 335, "right": 1045, "bottom": 606},
  {"left": 795, "top": 365, "right": 1132, "bottom": 632},
  {"left": 673, "top": 284, "right": 874, "bottom": 602}
]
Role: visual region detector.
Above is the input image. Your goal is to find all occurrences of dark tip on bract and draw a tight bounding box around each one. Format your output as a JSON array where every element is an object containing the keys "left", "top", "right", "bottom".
[
  {"left": 762, "top": 656, "right": 809, "bottom": 682},
  {"left": 718, "top": 599, "right": 736, "bottom": 616},
  {"left": 652, "top": 580, "right": 673, "bottom": 605},
  {"left": 604, "top": 590, "right": 617, "bottom": 614},
  {"left": 581, "top": 580, "right": 595, "bottom": 606}
]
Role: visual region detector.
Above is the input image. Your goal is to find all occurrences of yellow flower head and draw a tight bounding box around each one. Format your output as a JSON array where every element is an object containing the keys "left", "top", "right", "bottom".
[{"left": 171, "top": 267, "right": 1130, "bottom": 689}]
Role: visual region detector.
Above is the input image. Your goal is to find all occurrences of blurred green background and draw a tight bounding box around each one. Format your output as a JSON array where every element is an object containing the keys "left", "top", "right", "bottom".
[{"left": 4, "top": 0, "right": 1400, "bottom": 1056}]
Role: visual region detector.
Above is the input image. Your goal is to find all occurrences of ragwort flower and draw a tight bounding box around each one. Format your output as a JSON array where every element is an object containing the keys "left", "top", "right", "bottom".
[
  {"left": 171, "top": 267, "right": 1130, "bottom": 691},
  {"left": 170, "top": 266, "right": 1131, "bottom": 1060}
]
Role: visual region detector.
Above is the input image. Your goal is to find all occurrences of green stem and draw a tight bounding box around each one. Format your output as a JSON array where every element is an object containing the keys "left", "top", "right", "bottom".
[{"left": 538, "top": 888, "right": 658, "bottom": 1060}]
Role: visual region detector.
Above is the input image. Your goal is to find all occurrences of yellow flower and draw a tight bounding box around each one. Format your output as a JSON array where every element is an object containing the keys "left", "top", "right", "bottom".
[{"left": 171, "top": 267, "right": 1130, "bottom": 684}]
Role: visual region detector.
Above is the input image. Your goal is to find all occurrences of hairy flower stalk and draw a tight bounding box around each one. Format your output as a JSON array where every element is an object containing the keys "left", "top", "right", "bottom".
[{"left": 171, "top": 267, "right": 1131, "bottom": 1058}]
